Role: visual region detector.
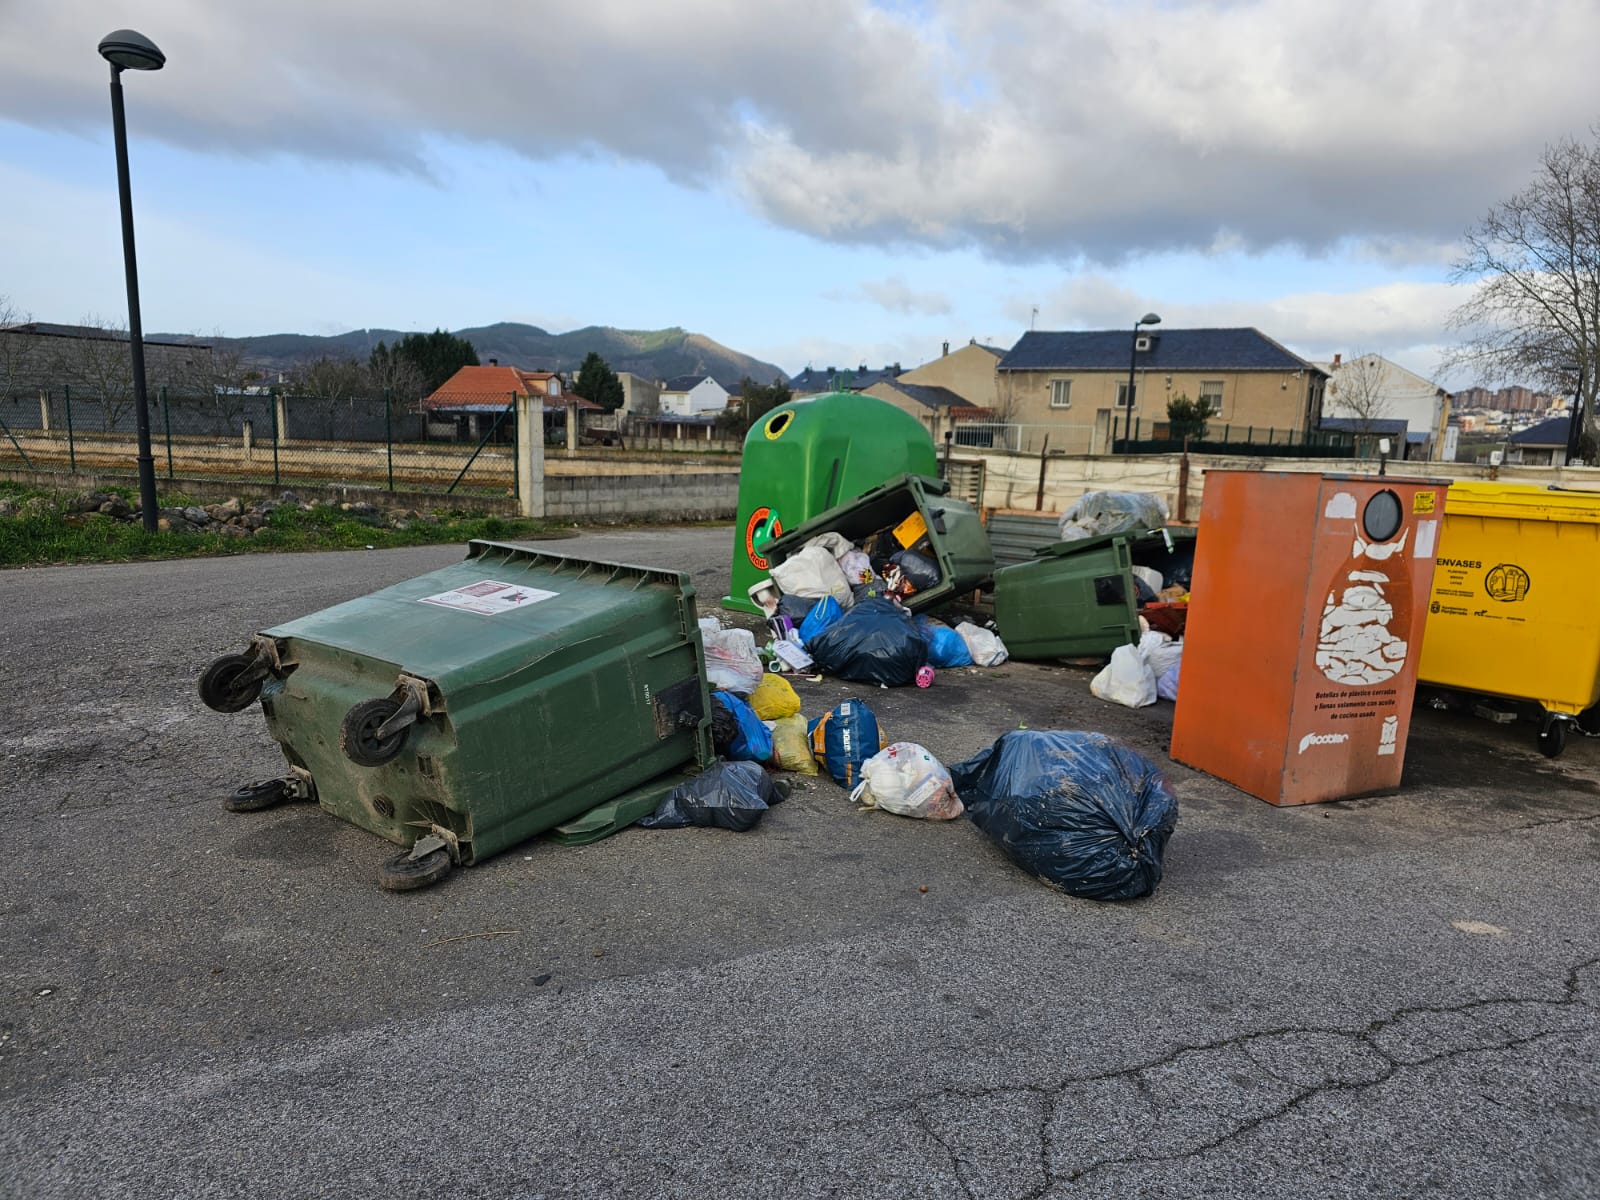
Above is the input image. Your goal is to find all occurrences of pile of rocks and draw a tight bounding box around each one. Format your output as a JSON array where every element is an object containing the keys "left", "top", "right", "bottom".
[{"left": 45, "top": 489, "right": 437, "bottom": 537}]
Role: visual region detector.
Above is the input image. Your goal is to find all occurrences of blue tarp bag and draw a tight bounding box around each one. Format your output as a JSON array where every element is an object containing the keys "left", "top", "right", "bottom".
[
  {"left": 807, "top": 699, "right": 886, "bottom": 788},
  {"left": 950, "top": 730, "right": 1179, "bottom": 901},
  {"left": 913, "top": 615, "right": 974, "bottom": 668},
  {"left": 798, "top": 596, "right": 844, "bottom": 646},
  {"left": 711, "top": 691, "right": 774, "bottom": 763}
]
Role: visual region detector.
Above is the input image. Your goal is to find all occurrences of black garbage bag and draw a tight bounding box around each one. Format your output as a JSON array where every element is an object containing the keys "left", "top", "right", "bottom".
[
  {"left": 890, "top": 549, "right": 941, "bottom": 591},
  {"left": 805, "top": 598, "right": 929, "bottom": 687},
  {"left": 949, "top": 730, "right": 1178, "bottom": 900},
  {"left": 636, "top": 761, "right": 784, "bottom": 832}
]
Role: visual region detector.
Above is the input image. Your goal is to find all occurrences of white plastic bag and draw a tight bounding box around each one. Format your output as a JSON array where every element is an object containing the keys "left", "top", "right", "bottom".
[
  {"left": 954, "top": 621, "right": 1009, "bottom": 667},
  {"left": 805, "top": 532, "right": 856, "bottom": 561},
  {"left": 1090, "top": 643, "right": 1158, "bottom": 708},
  {"left": 770, "top": 545, "right": 854, "bottom": 608},
  {"left": 838, "top": 549, "right": 875, "bottom": 585},
  {"left": 1131, "top": 565, "right": 1164, "bottom": 598},
  {"left": 698, "top": 618, "right": 764, "bottom": 695},
  {"left": 850, "top": 742, "right": 963, "bottom": 820},
  {"left": 1138, "top": 631, "right": 1183, "bottom": 679},
  {"left": 1157, "top": 662, "right": 1181, "bottom": 702},
  {"left": 1058, "top": 491, "right": 1170, "bottom": 542}
]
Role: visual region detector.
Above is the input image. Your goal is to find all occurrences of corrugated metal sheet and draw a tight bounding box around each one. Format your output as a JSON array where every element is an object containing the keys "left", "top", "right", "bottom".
[{"left": 986, "top": 509, "right": 1062, "bottom": 569}]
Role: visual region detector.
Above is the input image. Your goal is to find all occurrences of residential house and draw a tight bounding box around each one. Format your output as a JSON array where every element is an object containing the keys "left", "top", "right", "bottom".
[
  {"left": 658, "top": 374, "right": 731, "bottom": 417},
  {"left": 425, "top": 363, "right": 597, "bottom": 442},
  {"left": 1313, "top": 352, "right": 1447, "bottom": 454},
  {"left": 862, "top": 379, "right": 983, "bottom": 443},
  {"left": 995, "top": 328, "right": 1327, "bottom": 454},
  {"left": 788, "top": 363, "right": 902, "bottom": 396},
  {"left": 1506, "top": 415, "right": 1575, "bottom": 466}
]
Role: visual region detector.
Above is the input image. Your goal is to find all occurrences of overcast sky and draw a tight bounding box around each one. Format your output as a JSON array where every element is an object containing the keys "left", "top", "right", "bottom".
[{"left": 1, "top": 0, "right": 1595, "bottom": 382}]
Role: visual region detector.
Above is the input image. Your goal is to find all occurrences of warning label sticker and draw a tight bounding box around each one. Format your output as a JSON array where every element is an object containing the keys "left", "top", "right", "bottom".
[
  {"left": 419, "top": 579, "right": 558, "bottom": 615},
  {"left": 1413, "top": 491, "right": 1437, "bottom": 514}
]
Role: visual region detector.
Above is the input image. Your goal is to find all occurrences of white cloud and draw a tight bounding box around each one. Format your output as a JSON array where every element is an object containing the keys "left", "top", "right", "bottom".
[
  {"left": 859, "top": 276, "right": 952, "bottom": 316},
  {"left": 4, "top": 2, "right": 1594, "bottom": 264}
]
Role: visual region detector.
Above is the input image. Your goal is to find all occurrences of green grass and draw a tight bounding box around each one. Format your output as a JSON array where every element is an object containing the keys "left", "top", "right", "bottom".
[{"left": 0, "top": 487, "right": 568, "bottom": 567}]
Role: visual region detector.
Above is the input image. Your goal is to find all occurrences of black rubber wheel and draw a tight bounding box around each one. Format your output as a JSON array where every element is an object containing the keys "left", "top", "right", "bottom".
[
  {"left": 340, "top": 697, "right": 409, "bottom": 767},
  {"left": 378, "top": 846, "right": 452, "bottom": 891},
  {"left": 1537, "top": 720, "right": 1569, "bottom": 759},
  {"left": 198, "top": 653, "right": 263, "bottom": 714},
  {"left": 1578, "top": 704, "right": 1600, "bottom": 736},
  {"left": 224, "top": 777, "right": 290, "bottom": 813}
]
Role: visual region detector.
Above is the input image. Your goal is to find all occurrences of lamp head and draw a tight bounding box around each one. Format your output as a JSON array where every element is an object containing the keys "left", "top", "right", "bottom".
[
  {"left": 99, "top": 29, "right": 165, "bottom": 71},
  {"left": 1138, "top": 312, "right": 1161, "bottom": 327}
]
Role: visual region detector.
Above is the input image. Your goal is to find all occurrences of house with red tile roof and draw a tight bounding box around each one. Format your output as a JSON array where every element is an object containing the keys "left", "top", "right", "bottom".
[{"left": 424, "top": 363, "right": 601, "bottom": 443}]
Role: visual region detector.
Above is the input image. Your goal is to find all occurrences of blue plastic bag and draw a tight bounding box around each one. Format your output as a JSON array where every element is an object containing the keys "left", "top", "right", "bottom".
[
  {"left": 712, "top": 691, "right": 774, "bottom": 763},
  {"left": 798, "top": 596, "right": 844, "bottom": 646},
  {"left": 807, "top": 699, "right": 886, "bottom": 788},
  {"left": 913, "top": 615, "right": 974, "bottom": 668},
  {"left": 950, "top": 730, "right": 1178, "bottom": 901}
]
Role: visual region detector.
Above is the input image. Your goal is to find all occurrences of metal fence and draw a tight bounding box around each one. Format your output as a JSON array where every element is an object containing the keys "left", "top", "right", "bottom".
[
  {"left": 951, "top": 419, "right": 1355, "bottom": 457},
  {"left": 0, "top": 388, "right": 531, "bottom": 496}
]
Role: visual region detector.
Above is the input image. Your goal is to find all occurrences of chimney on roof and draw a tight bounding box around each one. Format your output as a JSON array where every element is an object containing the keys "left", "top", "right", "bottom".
[
  {"left": 489, "top": 357, "right": 498, "bottom": 366},
  {"left": 1332, "top": 353, "right": 1341, "bottom": 367},
  {"left": 942, "top": 341, "right": 949, "bottom": 357}
]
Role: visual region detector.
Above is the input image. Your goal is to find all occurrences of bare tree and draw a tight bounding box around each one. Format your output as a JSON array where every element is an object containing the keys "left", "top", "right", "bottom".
[
  {"left": 51, "top": 315, "right": 136, "bottom": 433},
  {"left": 1445, "top": 128, "right": 1600, "bottom": 453},
  {"left": 1325, "top": 353, "right": 1392, "bottom": 435},
  {"left": 0, "top": 295, "right": 38, "bottom": 405},
  {"left": 289, "top": 355, "right": 366, "bottom": 440}
]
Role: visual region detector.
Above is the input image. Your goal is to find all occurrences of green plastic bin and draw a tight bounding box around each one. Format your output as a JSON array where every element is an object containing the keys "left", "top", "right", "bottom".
[
  {"left": 724, "top": 393, "right": 937, "bottom": 613},
  {"left": 761, "top": 473, "right": 995, "bottom": 614},
  {"left": 198, "top": 540, "right": 714, "bottom": 887},
  {"left": 993, "top": 527, "right": 1197, "bottom": 659}
]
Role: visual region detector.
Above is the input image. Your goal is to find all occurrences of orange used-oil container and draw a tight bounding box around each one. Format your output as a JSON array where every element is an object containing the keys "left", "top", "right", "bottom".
[{"left": 1169, "top": 471, "right": 1448, "bottom": 806}]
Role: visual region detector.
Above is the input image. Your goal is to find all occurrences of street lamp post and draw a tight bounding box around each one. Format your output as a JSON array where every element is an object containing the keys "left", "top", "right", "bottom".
[
  {"left": 98, "top": 29, "right": 166, "bottom": 533},
  {"left": 1118, "top": 312, "right": 1161, "bottom": 454}
]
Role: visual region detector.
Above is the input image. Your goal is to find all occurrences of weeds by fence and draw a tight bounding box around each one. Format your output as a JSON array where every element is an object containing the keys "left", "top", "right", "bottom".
[{"left": 0, "top": 388, "right": 531, "bottom": 496}]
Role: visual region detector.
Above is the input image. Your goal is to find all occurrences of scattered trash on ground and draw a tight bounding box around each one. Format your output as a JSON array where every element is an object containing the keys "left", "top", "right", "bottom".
[
  {"left": 850, "top": 743, "right": 963, "bottom": 820},
  {"left": 950, "top": 730, "right": 1179, "bottom": 901},
  {"left": 807, "top": 598, "right": 929, "bottom": 687},
  {"left": 809, "top": 700, "right": 887, "bottom": 787},
  {"left": 636, "top": 761, "right": 787, "bottom": 832}
]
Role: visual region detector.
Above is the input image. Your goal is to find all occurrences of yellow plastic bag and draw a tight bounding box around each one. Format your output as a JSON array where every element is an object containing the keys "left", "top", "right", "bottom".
[
  {"left": 769, "top": 714, "right": 818, "bottom": 775},
  {"left": 749, "top": 673, "right": 801, "bottom": 721}
]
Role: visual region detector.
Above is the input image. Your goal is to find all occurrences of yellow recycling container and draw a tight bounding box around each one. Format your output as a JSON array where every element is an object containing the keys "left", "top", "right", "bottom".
[{"left": 1418, "top": 481, "right": 1600, "bottom": 757}]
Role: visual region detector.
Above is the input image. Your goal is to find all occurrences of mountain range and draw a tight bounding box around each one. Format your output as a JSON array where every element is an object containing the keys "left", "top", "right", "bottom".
[{"left": 153, "top": 323, "right": 789, "bottom": 389}]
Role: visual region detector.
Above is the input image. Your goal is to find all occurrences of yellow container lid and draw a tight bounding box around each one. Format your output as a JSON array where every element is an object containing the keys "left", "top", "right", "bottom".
[{"left": 1443, "top": 480, "right": 1600, "bottom": 524}]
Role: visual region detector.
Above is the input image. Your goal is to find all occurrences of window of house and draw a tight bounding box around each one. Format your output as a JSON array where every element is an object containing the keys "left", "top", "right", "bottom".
[
  {"left": 548, "top": 378, "right": 562, "bottom": 396},
  {"left": 1115, "top": 382, "right": 1137, "bottom": 409},
  {"left": 1049, "top": 379, "right": 1072, "bottom": 409},
  {"left": 1199, "top": 380, "right": 1223, "bottom": 417}
]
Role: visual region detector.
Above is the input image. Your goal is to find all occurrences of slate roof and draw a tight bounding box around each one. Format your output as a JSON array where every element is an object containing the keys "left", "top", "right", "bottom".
[
  {"left": 999, "top": 327, "right": 1321, "bottom": 374},
  {"left": 879, "top": 381, "right": 967, "bottom": 410},
  {"left": 1509, "top": 415, "right": 1573, "bottom": 446},
  {"left": 661, "top": 374, "right": 725, "bottom": 393},
  {"left": 790, "top": 364, "right": 902, "bottom": 392},
  {"left": 5, "top": 321, "right": 204, "bottom": 350}
]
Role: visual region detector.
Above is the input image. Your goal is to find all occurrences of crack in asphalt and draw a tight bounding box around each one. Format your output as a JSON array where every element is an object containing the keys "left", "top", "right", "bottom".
[
  {"left": 1513, "top": 809, "right": 1600, "bottom": 831},
  {"left": 890, "top": 955, "right": 1600, "bottom": 1198}
]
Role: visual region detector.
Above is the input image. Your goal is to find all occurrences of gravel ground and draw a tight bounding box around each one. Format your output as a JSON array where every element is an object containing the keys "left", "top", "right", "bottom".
[{"left": 1, "top": 526, "right": 1596, "bottom": 1199}]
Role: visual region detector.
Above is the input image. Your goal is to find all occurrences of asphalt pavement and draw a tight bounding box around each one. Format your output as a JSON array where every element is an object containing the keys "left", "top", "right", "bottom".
[{"left": 1, "top": 527, "right": 1597, "bottom": 1199}]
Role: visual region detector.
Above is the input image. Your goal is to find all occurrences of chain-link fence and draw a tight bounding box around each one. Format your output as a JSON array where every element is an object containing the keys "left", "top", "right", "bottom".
[{"left": 0, "top": 387, "right": 530, "bottom": 496}]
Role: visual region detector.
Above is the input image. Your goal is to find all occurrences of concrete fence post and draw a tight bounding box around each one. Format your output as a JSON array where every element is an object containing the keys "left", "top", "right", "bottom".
[{"left": 516, "top": 392, "right": 546, "bottom": 518}]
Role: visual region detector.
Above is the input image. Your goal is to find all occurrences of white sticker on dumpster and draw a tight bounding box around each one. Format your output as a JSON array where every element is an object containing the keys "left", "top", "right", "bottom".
[{"left": 419, "top": 580, "right": 558, "bottom": 615}]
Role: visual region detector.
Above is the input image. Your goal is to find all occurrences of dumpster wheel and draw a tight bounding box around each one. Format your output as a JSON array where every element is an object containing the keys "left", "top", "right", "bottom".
[
  {"left": 1537, "top": 718, "right": 1568, "bottom": 759},
  {"left": 341, "top": 698, "right": 410, "bottom": 767},
  {"left": 224, "top": 778, "right": 291, "bottom": 813},
  {"left": 378, "top": 846, "right": 452, "bottom": 891},
  {"left": 198, "top": 653, "right": 265, "bottom": 714}
]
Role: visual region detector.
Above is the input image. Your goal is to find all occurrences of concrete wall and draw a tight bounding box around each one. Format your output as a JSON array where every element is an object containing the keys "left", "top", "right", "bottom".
[
  {"left": 542, "top": 471, "right": 738, "bottom": 522},
  {"left": 619, "top": 373, "right": 661, "bottom": 416},
  {"left": 958, "top": 447, "right": 1598, "bottom": 523}
]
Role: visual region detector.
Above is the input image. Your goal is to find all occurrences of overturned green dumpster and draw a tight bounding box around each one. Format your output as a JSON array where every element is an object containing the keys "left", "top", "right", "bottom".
[{"left": 198, "top": 540, "right": 715, "bottom": 889}]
